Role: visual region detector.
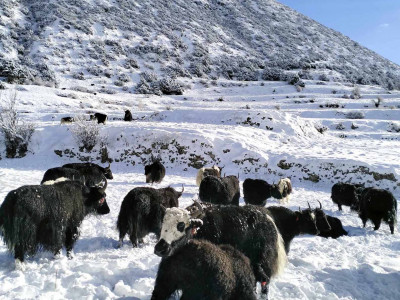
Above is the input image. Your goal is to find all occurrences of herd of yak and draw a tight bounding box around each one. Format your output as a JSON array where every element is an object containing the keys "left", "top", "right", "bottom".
[{"left": 0, "top": 159, "right": 397, "bottom": 300}]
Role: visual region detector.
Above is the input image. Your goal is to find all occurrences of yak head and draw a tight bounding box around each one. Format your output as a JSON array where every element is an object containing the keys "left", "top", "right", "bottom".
[
  {"left": 84, "top": 186, "right": 110, "bottom": 215},
  {"left": 154, "top": 207, "right": 203, "bottom": 257},
  {"left": 102, "top": 162, "right": 113, "bottom": 180},
  {"left": 312, "top": 201, "right": 331, "bottom": 233}
]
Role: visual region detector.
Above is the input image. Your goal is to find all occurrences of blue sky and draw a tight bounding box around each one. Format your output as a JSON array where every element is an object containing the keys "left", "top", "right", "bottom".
[{"left": 279, "top": 0, "right": 400, "bottom": 65}]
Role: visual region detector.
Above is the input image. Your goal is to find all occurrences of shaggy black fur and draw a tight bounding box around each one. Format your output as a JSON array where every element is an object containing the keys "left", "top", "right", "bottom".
[
  {"left": 155, "top": 205, "right": 286, "bottom": 296},
  {"left": 152, "top": 240, "right": 256, "bottom": 300},
  {"left": 318, "top": 215, "right": 348, "bottom": 238},
  {"left": 117, "top": 186, "right": 182, "bottom": 247},
  {"left": 358, "top": 188, "right": 397, "bottom": 234},
  {"left": 41, "top": 166, "right": 108, "bottom": 192},
  {"left": 243, "top": 178, "right": 272, "bottom": 206},
  {"left": 264, "top": 206, "right": 329, "bottom": 253},
  {"left": 0, "top": 181, "right": 109, "bottom": 262},
  {"left": 144, "top": 161, "right": 166, "bottom": 184},
  {"left": 62, "top": 162, "right": 114, "bottom": 180},
  {"left": 199, "top": 175, "right": 240, "bottom": 205},
  {"left": 60, "top": 116, "right": 74, "bottom": 124},
  {"left": 124, "top": 110, "right": 133, "bottom": 121},
  {"left": 90, "top": 112, "right": 107, "bottom": 124},
  {"left": 331, "top": 182, "right": 363, "bottom": 211}
]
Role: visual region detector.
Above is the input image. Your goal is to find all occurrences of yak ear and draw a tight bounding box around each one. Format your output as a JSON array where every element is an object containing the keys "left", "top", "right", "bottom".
[{"left": 190, "top": 219, "right": 203, "bottom": 229}]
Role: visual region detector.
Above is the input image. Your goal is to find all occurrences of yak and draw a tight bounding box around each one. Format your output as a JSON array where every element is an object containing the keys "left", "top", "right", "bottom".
[
  {"left": 271, "top": 178, "right": 292, "bottom": 204},
  {"left": 90, "top": 112, "right": 107, "bottom": 124},
  {"left": 60, "top": 116, "right": 74, "bottom": 124},
  {"left": 195, "top": 165, "right": 222, "bottom": 186},
  {"left": 117, "top": 186, "right": 183, "bottom": 247},
  {"left": 243, "top": 178, "right": 272, "bottom": 206},
  {"left": 62, "top": 162, "right": 113, "bottom": 180},
  {"left": 264, "top": 204, "right": 330, "bottom": 253},
  {"left": 41, "top": 166, "right": 108, "bottom": 192},
  {"left": 331, "top": 182, "right": 364, "bottom": 211},
  {"left": 358, "top": 187, "right": 397, "bottom": 234},
  {"left": 199, "top": 175, "right": 240, "bottom": 206},
  {"left": 144, "top": 160, "right": 166, "bottom": 184},
  {"left": 152, "top": 239, "right": 257, "bottom": 300},
  {"left": 154, "top": 204, "right": 287, "bottom": 296},
  {"left": 0, "top": 181, "right": 110, "bottom": 266},
  {"left": 124, "top": 110, "right": 133, "bottom": 121}
]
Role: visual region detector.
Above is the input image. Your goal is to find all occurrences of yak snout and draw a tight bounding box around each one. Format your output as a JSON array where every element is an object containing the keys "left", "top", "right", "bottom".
[
  {"left": 96, "top": 198, "right": 110, "bottom": 215},
  {"left": 154, "top": 239, "right": 171, "bottom": 257}
]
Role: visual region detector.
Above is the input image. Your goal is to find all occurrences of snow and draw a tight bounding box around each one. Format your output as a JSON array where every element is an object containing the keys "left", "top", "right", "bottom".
[{"left": 0, "top": 79, "right": 399, "bottom": 299}]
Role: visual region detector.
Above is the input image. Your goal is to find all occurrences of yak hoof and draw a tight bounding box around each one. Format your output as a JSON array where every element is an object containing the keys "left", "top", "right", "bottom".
[
  {"left": 118, "top": 239, "right": 123, "bottom": 248},
  {"left": 67, "top": 251, "right": 74, "bottom": 259},
  {"left": 15, "top": 259, "right": 25, "bottom": 271}
]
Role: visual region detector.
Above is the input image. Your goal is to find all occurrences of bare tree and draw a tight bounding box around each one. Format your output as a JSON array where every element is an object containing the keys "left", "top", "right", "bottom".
[{"left": 0, "top": 91, "right": 35, "bottom": 158}]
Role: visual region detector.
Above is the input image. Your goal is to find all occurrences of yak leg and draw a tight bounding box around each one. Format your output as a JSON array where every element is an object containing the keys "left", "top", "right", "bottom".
[
  {"left": 129, "top": 224, "right": 138, "bottom": 247},
  {"left": 389, "top": 222, "right": 395, "bottom": 234},
  {"left": 151, "top": 277, "right": 177, "bottom": 300},
  {"left": 65, "top": 226, "right": 79, "bottom": 258},
  {"left": 338, "top": 204, "right": 342, "bottom": 211},
  {"left": 14, "top": 244, "right": 25, "bottom": 262},
  {"left": 372, "top": 218, "right": 381, "bottom": 231}
]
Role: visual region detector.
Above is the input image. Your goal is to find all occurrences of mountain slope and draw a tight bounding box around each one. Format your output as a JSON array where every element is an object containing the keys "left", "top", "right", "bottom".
[{"left": 1, "top": 0, "right": 400, "bottom": 91}]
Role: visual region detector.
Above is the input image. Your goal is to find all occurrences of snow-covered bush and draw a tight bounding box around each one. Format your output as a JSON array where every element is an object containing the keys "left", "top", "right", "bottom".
[
  {"left": 0, "top": 91, "right": 35, "bottom": 158},
  {"left": 70, "top": 115, "right": 102, "bottom": 152},
  {"left": 159, "top": 77, "right": 184, "bottom": 95},
  {"left": 345, "top": 112, "right": 365, "bottom": 119},
  {"left": 262, "top": 67, "right": 283, "bottom": 81},
  {"left": 351, "top": 86, "right": 361, "bottom": 99}
]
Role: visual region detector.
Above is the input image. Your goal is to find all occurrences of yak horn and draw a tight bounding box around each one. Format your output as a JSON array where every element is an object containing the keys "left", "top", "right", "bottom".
[
  {"left": 317, "top": 200, "right": 322, "bottom": 209},
  {"left": 181, "top": 184, "right": 185, "bottom": 193},
  {"left": 307, "top": 202, "right": 311, "bottom": 209}
]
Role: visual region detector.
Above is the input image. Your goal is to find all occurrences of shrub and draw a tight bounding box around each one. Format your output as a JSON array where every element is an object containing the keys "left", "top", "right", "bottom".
[
  {"left": 0, "top": 91, "right": 35, "bottom": 158},
  {"left": 345, "top": 111, "right": 365, "bottom": 119},
  {"left": 70, "top": 115, "right": 102, "bottom": 151},
  {"left": 351, "top": 86, "right": 361, "bottom": 99}
]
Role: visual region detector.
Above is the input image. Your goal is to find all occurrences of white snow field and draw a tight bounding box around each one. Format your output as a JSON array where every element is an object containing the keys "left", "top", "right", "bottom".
[{"left": 0, "top": 80, "right": 399, "bottom": 299}]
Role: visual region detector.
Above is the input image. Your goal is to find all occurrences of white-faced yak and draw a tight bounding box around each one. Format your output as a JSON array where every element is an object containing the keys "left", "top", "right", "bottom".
[
  {"left": 154, "top": 205, "right": 287, "bottom": 297},
  {"left": 195, "top": 165, "right": 222, "bottom": 186},
  {"left": 152, "top": 239, "right": 257, "bottom": 300},
  {"left": 117, "top": 186, "right": 183, "bottom": 247},
  {"left": 0, "top": 181, "right": 110, "bottom": 267}
]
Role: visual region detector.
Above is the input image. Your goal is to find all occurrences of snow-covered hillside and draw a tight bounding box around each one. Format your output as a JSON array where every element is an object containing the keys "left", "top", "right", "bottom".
[
  {"left": 0, "top": 79, "right": 399, "bottom": 299},
  {"left": 1, "top": 0, "right": 400, "bottom": 92}
]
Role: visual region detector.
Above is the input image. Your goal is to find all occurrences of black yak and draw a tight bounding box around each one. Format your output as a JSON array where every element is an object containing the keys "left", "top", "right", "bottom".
[
  {"left": 358, "top": 188, "right": 397, "bottom": 234},
  {"left": 331, "top": 182, "right": 363, "bottom": 211},
  {"left": 243, "top": 178, "right": 272, "bottom": 206},
  {"left": 152, "top": 239, "right": 257, "bottom": 300},
  {"left": 264, "top": 205, "right": 330, "bottom": 253},
  {"left": 195, "top": 165, "right": 222, "bottom": 186},
  {"left": 0, "top": 181, "right": 110, "bottom": 265},
  {"left": 144, "top": 161, "right": 166, "bottom": 184},
  {"left": 62, "top": 162, "right": 113, "bottom": 180},
  {"left": 199, "top": 175, "right": 240, "bottom": 206},
  {"left": 90, "top": 112, "right": 107, "bottom": 124},
  {"left": 117, "top": 186, "right": 183, "bottom": 247},
  {"left": 318, "top": 215, "right": 348, "bottom": 238},
  {"left": 154, "top": 205, "right": 287, "bottom": 296},
  {"left": 41, "top": 166, "right": 108, "bottom": 192},
  {"left": 124, "top": 110, "right": 133, "bottom": 121}
]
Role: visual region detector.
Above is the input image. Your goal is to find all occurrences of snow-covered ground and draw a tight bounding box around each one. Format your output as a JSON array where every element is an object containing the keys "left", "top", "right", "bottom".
[{"left": 0, "top": 80, "right": 399, "bottom": 299}]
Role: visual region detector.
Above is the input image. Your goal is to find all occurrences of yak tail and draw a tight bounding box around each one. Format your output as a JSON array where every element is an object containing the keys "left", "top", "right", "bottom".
[
  {"left": 266, "top": 214, "right": 287, "bottom": 277},
  {"left": 389, "top": 198, "right": 398, "bottom": 225},
  {"left": 273, "top": 230, "right": 288, "bottom": 277}
]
